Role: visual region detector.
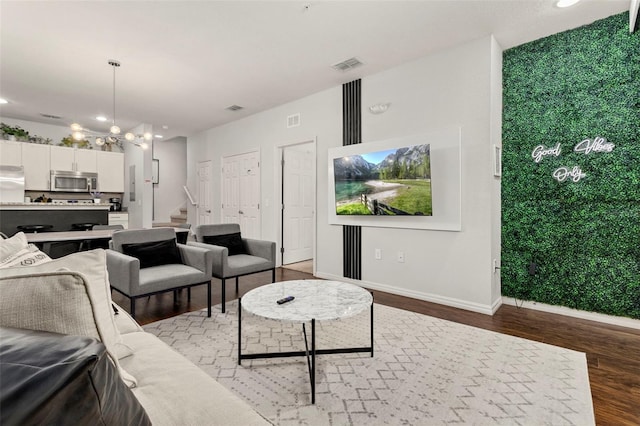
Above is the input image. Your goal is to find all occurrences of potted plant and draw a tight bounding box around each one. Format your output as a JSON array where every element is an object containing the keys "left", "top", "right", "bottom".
[
  {"left": 60, "top": 135, "right": 92, "bottom": 149},
  {"left": 90, "top": 191, "right": 102, "bottom": 203},
  {"left": 1, "top": 122, "right": 30, "bottom": 141}
]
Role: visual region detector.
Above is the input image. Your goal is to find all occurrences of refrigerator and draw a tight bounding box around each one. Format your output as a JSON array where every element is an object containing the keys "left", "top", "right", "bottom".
[{"left": 0, "top": 165, "right": 25, "bottom": 203}]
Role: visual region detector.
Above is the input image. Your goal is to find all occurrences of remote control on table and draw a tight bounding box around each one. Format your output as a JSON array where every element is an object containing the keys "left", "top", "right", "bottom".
[{"left": 277, "top": 296, "right": 295, "bottom": 305}]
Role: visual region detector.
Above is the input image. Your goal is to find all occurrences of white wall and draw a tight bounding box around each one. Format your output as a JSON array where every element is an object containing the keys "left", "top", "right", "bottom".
[
  {"left": 153, "top": 137, "right": 187, "bottom": 222},
  {"left": 187, "top": 35, "right": 502, "bottom": 314},
  {"left": 122, "top": 124, "right": 153, "bottom": 228}
]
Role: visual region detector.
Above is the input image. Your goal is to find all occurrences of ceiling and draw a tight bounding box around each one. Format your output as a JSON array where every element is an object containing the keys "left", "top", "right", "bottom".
[{"left": 0, "top": 1, "right": 630, "bottom": 141}]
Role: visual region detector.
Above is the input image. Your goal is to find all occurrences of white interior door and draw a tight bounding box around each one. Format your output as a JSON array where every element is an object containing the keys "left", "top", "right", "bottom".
[
  {"left": 197, "top": 161, "right": 213, "bottom": 225},
  {"left": 222, "top": 151, "right": 260, "bottom": 239},
  {"left": 282, "top": 144, "right": 314, "bottom": 265}
]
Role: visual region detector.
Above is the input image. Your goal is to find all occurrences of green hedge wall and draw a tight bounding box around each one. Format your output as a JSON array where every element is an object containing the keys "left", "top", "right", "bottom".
[{"left": 502, "top": 12, "right": 640, "bottom": 319}]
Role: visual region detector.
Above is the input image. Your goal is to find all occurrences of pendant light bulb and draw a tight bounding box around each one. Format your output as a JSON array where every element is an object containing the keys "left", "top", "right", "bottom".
[
  {"left": 110, "top": 125, "right": 121, "bottom": 135},
  {"left": 72, "top": 131, "right": 85, "bottom": 141},
  {"left": 70, "top": 123, "right": 83, "bottom": 132},
  {"left": 95, "top": 137, "right": 105, "bottom": 146},
  {"left": 125, "top": 132, "right": 135, "bottom": 141},
  {"left": 140, "top": 142, "right": 149, "bottom": 150},
  {"left": 143, "top": 132, "right": 153, "bottom": 141}
]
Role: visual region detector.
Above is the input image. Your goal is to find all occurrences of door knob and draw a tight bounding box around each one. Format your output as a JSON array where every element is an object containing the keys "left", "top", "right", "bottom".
[
  {"left": 239, "top": 210, "right": 244, "bottom": 214},
  {"left": 206, "top": 210, "right": 211, "bottom": 213}
]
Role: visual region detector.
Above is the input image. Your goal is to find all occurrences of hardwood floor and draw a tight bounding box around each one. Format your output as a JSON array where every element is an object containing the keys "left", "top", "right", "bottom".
[{"left": 112, "top": 269, "right": 640, "bottom": 426}]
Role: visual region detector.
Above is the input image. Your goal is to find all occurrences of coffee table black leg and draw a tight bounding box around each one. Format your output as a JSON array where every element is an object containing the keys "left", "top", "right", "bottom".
[
  {"left": 302, "top": 322, "right": 316, "bottom": 404},
  {"left": 312, "top": 318, "right": 316, "bottom": 404},
  {"left": 370, "top": 300, "right": 374, "bottom": 357},
  {"left": 238, "top": 297, "right": 242, "bottom": 365}
]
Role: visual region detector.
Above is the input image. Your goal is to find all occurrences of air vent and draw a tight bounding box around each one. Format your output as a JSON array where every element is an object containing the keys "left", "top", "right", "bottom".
[
  {"left": 40, "top": 113, "right": 63, "bottom": 119},
  {"left": 332, "top": 57, "right": 364, "bottom": 72},
  {"left": 226, "top": 105, "right": 244, "bottom": 111},
  {"left": 287, "top": 113, "right": 300, "bottom": 128}
]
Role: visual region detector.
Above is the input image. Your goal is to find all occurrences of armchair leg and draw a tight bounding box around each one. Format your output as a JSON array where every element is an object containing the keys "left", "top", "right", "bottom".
[
  {"left": 272, "top": 268, "right": 276, "bottom": 283},
  {"left": 221, "top": 278, "right": 226, "bottom": 313},
  {"left": 130, "top": 298, "right": 136, "bottom": 319},
  {"left": 207, "top": 282, "right": 211, "bottom": 317},
  {"left": 235, "top": 277, "right": 239, "bottom": 293},
  {"left": 188, "top": 287, "right": 191, "bottom": 302}
]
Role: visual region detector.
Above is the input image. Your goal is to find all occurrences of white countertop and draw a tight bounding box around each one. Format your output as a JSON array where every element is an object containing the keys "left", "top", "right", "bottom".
[{"left": 0, "top": 202, "right": 112, "bottom": 210}]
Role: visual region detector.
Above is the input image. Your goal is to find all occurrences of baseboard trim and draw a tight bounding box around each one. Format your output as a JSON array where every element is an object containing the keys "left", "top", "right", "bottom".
[
  {"left": 501, "top": 297, "right": 640, "bottom": 330},
  {"left": 315, "top": 272, "right": 496, "bottom": 316}
]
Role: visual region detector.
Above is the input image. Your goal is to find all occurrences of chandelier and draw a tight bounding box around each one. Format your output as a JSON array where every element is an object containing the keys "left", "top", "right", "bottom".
[{"left": 70, "top": 60, "right": 151, "bottom": 150}]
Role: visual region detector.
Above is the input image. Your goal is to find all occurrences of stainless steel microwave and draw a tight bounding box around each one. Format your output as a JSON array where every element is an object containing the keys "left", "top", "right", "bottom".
[{"left": 50, "top": 170, "right": 98, "bottom": 192}]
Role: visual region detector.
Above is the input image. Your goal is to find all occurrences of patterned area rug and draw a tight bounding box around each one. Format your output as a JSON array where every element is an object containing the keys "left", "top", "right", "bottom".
[{"left": 144, "top": 301, "right": 594, "bottom": 425}]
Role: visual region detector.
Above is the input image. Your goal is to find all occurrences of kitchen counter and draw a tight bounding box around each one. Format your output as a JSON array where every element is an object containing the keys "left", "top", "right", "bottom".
[
  {"left": 0, "top": 202, "right": 112, "bottom": 210},
  {"left": 0, "top": 204, "right": 110, "bottom": 238}
]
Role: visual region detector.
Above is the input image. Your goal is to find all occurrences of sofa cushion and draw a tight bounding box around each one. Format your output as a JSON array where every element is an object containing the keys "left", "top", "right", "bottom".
[
  {"left": 122, "top": 238, "right": 182, "bottom": 269},
  {"left": 0, "top": 327, "right": 151, "bottom": 426},
  {"left": 120, "top": 331, "right": 270, "bottom": 426},
  {"left": 0, "top": 250, "right": 136, "bottom": 387},
  {"left": 202, "top": 232, "right": 246, "bottom": 256}
]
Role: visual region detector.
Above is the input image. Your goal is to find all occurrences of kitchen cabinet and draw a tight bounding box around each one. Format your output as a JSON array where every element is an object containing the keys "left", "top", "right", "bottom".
[
  {"left": 0, "top": 140, "right": 23, "bottom": 166},
  {"left": 50, "top": 145, "right": 97, "bottom": 173},
  {"left": 96, "top": 151, "right": 124, "bottom": 192},
  {"left": 22, "top": 143, "right": 50, "bottom": 190},
  {"left": 108, "top": 212, "right": 129, "bottom": 229}
]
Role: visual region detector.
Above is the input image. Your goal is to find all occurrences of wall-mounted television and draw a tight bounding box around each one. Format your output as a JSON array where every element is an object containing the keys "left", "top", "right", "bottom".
[
  {"left": 332, "top": 143, "right": 432, "bottom": 216},
  {"left": 328, "top": 128, "right": 462, "bottom": 231}
]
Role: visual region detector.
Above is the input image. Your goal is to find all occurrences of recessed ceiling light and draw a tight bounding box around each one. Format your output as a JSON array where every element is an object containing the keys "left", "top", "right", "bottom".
[
  {"left": 96, "top": 116, "right": 107, "bottom": 122},
  {"left": 162, "top": 125, "right": 169, "bottom": 130},
  {"left": 556, "top": 0, "right": 581, "bottom": 8},
  {"left": 154, "top": 134, "right": 163, "bottom": 138},
  {"left": 0, "top": 98, "right": 8, "bottom": 104}
]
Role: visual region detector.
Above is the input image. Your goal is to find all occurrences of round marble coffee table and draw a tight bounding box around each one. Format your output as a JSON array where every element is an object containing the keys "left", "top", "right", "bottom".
[{"left": 238, "top": 280, "right": 374, "bottom": 404}]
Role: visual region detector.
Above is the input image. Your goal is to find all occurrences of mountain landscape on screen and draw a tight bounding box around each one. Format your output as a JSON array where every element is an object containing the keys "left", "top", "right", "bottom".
[{"left": 333, "top": 144, "right": 432, "bottom": 216}]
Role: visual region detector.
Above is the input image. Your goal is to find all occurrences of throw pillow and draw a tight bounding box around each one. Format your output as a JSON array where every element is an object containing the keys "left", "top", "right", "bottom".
[
  {"left": 0, "top": 232, "right": 28, "bottom": 264},
  {"left": 122, "top": 238, "right": 182, "bottom": 269},
  {"left": 0, "top": 244, "right": 51, "bottom": 268},
  {"left": 202, "top": 232, "right": 246, "bottom": 256},
  {"left": 0, "top": 249, "right": 137, "bottom": 388}
]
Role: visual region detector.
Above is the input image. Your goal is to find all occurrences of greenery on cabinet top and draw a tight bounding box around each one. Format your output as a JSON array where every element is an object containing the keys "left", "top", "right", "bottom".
[{"left": 1, "top": 122, "right": 122, "bottom": 152}]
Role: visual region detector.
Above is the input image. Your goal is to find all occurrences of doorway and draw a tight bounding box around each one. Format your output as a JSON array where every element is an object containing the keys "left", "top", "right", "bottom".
[
  {"left": 280, "top": 141, "right": 315, "bottom": 269},
  {"left": 197, "top": 161, "right": 213, "bottom": 226},
  {"left": 221, "top": 150, "right": 261, "bottom": 239}
]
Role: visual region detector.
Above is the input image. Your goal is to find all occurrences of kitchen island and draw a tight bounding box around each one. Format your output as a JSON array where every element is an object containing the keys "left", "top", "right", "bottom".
[{"left": 0, "top": 203, "right": 111, "bottom": 237}]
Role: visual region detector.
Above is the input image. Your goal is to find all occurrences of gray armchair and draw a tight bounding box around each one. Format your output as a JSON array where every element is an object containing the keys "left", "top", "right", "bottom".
[
  {"left": 188, "top": 224, "right": 276, "bottom": 313},
  {"left": 106, "top": 227, "right": 213, "bottom": 319}
]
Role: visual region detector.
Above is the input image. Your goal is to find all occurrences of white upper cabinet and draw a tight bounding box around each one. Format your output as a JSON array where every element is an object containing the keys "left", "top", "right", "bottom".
[
  {"left": 96, "top": 151, "right": 124, "bottom": 192},
  {"left": 22, "top": 143, "right": 50, "bottom": 190},
  {"left": 50, "top": 145, "right": 97, "bottom": 173},
  {"left": 0, "top": 140, "right": 23, "bottom": 166}
]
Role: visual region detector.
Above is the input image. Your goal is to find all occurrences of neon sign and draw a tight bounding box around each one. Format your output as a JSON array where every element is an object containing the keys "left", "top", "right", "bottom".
[
  {"left": 574, "top": 136, "right": 615, "bottom": 154},
  {"left": 553, "top": 166, "right": 586, "bottom": 183},
  {"left": 530, "top": 136, "right": 614, "bottom": 183}
]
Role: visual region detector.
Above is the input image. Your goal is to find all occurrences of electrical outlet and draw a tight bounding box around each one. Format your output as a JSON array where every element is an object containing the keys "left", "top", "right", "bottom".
[
  {"left": 397, "top": 251, "right": 405, "bottom": 263},
  {"left": 375, "top": 248, "right": 382, "bottom": 260}
]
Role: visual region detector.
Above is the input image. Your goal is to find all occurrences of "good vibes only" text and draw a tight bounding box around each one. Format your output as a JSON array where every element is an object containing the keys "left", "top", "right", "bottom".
[{"left": 530, "top": 136, "right": 615, "bottom": 183}]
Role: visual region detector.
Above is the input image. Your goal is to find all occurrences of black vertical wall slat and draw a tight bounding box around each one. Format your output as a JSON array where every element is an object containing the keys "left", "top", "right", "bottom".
[{"left": 342, "top": 80, "right": 362, "bottom": 280}]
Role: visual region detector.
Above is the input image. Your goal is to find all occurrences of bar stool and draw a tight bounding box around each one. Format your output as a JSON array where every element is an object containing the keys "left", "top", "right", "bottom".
[
  {"left": 17, "top": 225, "right": 53, "bottom": 234},
  {"left": 72, "top": 223, "right": 97, "bottom": 251}
]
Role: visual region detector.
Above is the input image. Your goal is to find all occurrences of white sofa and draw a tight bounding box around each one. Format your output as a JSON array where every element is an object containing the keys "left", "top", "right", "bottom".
[
  {"left": 112, "top": 302, "right": 270, "bottom": 426},
  {"left": 0, "top": 234, "right": 270, "bottom": 425}
]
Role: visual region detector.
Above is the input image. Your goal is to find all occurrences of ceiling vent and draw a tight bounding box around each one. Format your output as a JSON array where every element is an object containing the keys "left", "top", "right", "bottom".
[
  {"left": 40, "top": 113, "right": 62, "bottom": 119},
  {"left": 332, "top": 57, "right": 364, "bottom": 72},
  {"left": 226, "top": 105, "right": 244, "bottom": 111},
  {"left": 287, "top": 113, "right": 300, "bottom": 128}
]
